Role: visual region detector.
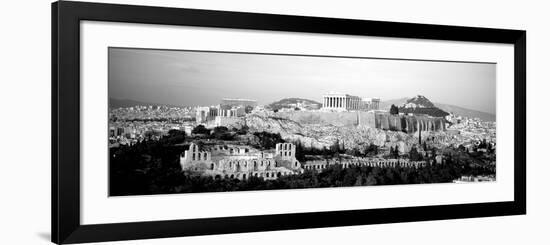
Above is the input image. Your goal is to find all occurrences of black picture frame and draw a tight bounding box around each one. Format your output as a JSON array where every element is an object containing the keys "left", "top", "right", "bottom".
[{"left": 52, "top": 1, "right": 526, "bottom": 244}]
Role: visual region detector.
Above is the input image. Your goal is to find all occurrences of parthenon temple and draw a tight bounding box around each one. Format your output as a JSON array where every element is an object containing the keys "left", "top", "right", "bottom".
[{"left": 322, "top": 92, "right": 380, "bottom": 111}]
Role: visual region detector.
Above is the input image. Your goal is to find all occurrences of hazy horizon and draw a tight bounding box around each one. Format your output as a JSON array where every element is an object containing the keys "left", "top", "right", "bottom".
[{"left": 109, "top": 48, "right": 497, "bottom": 114}]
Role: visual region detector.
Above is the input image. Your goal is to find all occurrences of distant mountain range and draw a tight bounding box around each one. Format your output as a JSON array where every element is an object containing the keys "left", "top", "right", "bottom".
[
  {"left": 380, "top": 96, "right": 495, "bottom": 122},
  {"left": 267, "top": 98, "right": 322, "bottom": 111}
]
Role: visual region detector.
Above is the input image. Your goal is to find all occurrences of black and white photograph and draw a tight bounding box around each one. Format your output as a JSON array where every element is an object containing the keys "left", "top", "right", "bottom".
[
  {"left": 3, "top": 0, "right": 544, "bottom": 244},
  {"left": 108, "top": 47, "right": 497, "bottom": 196}
]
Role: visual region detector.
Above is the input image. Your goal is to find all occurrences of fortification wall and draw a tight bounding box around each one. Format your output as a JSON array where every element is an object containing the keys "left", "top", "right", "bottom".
[
  {"left": 274, "top": 110, "right": 445, "bottom": 133},
  {"left": 275, "top": 110, "right": 372, "bottom": 127},
  {"left": 303, "top": 158, "right": 428, "bottom": 171}
]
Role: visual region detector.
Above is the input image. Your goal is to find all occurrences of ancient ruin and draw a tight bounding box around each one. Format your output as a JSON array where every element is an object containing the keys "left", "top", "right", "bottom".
[
  {"left": 180, "top": 142, "right": 303, "bottom": 180},
  {"left": 322, "top": 92, "right": 380, "bottom": 111}
]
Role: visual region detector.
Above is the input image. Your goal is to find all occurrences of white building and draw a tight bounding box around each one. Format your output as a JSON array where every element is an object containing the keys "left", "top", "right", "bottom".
[
  {"left": 362, "top": 97, "right": 380, "bottom": 110},
  {"left": 180, "top": 142, "right": 303, "bottom": 180},
  {"left": 322, "top": 92, "right": 362, "bottom": 111},
  {"left": 322, "top": 92, "right": 380, "bottom": 111}
]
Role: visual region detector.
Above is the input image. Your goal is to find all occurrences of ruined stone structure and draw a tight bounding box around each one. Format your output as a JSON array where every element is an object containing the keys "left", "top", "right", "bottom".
[
  {"left": 195, "top": 105, "right": 246, "bottom": 124},
  {"left": 195, "top": 106, "right": 219, "bottom": 124},
  {"left": 322, "top": 92, "right": 363, "bottom": 111},
  {"left": 303, "top": 157, "right": 430, "bottom": 171},
  {"left": 362, "top": 97, "right": 380, "bottom": 110},
  {"left": 180, "top": 142, "right": 302, "bottom": 180},
  {"left": 272, "top": 110, "right": 445, "bottom": 134},
  {"left": 218, "top": 106, "right": 245, "bottom": 117},
  {"left": 322, "top": 92, "right": 380, "bottom": 111},
  {"left": 275, "top": 143, "right": 295, "bottom": 160},
  {"left": 360, "top": 111, "right": 446, "bottom": 133}
]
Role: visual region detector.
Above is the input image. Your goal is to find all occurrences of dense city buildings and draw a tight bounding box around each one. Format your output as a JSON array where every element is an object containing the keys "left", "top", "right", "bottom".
[{"left": 221, "top": 98, "right": 258, "bottom": 108}]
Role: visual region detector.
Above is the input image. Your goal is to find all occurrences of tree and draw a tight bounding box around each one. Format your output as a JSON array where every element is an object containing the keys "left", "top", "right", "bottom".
[
  {"left": 365, "top": 173, "right": 377, "bottom": 185},
  {"left": 390, "top": 104, "right": 399, "bottom": 115},
  {"left": 331, "top": 139, "right": 341, "bottom": 154},
  {"left": 245, "top": 105, "right": 254, "bottom": 113},
  {"left": 354, "top": 175, "right": 364, "bottom": 186},
  {"left": 164, "top": 129, "right": 186, "bottom": 144},
  {"left": 191, "top": 125, "right": 210, "bottom": 135},
  {"left": 234, "top": 125, "right": 249, "bottom": 135},
  {"left": 364, "top": 143, "right": 379, "bottom": 156},
  {"left": 253, "top": 132, "right": 284, "bottom": 149},
  {"left": 409, "top": 146, "right": 423, "bottom": 161},
  {"left": 211, "top": 126, "right": 234, "bottom": 140},
  {"left": 393, "top": 146, "right": 400, "bottom": 157},
  {"left": 346, "top": 147, "right": 361, "bottom": 157},
  {"left": 144, "top": 130, "right": 154, "bottom": 139},
  {"left": 388, "top": 146, "right": 399, "bottom": 158},
  {"left": 294, "top": 140, "right": 306, "bottom": 162}
]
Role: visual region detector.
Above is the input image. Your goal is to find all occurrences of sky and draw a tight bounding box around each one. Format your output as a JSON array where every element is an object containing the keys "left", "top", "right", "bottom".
[{"left": 109, "top": 47, "right": 496, "bottom": 114}]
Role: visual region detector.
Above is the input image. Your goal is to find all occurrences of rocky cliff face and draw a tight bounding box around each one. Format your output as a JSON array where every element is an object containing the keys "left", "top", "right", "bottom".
[
  {"left": 372, "top": 113, "right": 446, "bottom": 133},
  {"left": 223, "top": 114, "right": 440, "bottom": 152}
]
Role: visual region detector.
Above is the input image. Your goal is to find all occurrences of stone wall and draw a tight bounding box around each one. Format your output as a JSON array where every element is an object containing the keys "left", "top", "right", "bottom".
[
  {"left": 303, "top": 158, "right": 428, "bottom": 171},
  {"left": 180, "top": 143, "right": 303, "bottom": 180},
  {"left": 275, "top": 110, "right": 372, "bottom": 127},
  {"left": 274, "top": 110, "right": 445, "bottom": 133}
]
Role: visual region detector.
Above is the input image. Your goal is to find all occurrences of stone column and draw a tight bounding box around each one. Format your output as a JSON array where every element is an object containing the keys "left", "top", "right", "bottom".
[
  {"left": 344, "top": 97, "right": 348, "bottom": 110},
  {"left": 343, "top": 98, "right": 346, "bottom": 110}
]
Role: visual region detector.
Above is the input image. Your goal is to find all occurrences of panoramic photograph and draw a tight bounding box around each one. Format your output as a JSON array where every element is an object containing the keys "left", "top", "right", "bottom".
[{"left": 108, "top": 47, "right": 496, "bottom": 196}]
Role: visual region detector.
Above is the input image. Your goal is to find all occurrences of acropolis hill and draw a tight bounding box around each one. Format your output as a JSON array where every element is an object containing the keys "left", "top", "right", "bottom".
[
  {"left": 270, "top": 110, "right": 445, "bottom": 132},
  {"left": 192, "top": 94, "right": 448, "bottom": 153},
  {"left": 222, "top": 113, "right": 446, "bottom": 152}
]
